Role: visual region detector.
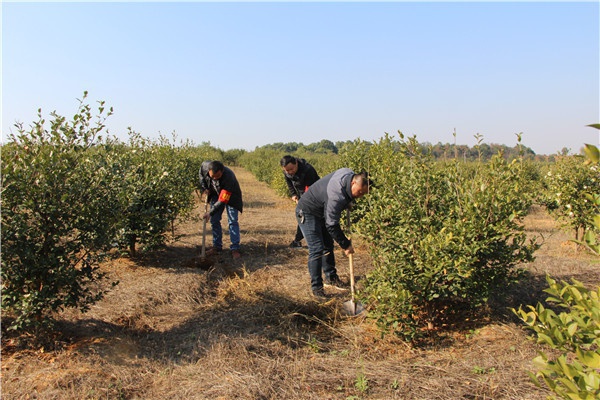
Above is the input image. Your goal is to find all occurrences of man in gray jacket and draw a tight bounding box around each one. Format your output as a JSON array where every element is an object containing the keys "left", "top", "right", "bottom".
[{"left": 296, "top": 168, "right": 374, "bottom": 299}]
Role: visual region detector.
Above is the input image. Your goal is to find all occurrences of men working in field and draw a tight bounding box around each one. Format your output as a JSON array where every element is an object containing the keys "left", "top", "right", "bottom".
[
  {"left": 200, "top": 160, "right": 244, "bottom": 259},
  {"left": 296, "top": 168, "right": 374, "bottom": 299},
  {"left": 280, "top": 155, "right": 320, "bottom": 248}
]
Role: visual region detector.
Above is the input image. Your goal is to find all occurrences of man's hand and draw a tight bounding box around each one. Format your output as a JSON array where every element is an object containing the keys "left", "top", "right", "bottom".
[
  {"left": 202, "top": 212, "right": 210, "bottom": 221},
  {"left": 291, "top": 195, "right": 299, "bottom": 203},
  {"left": 344, "top": 245, "right": 355, "bottom": 256}
]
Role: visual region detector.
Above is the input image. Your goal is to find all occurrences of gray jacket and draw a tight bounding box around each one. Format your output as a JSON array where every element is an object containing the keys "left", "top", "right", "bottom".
[{"left": 296, "top": 168, "right": 354, "bottom": 249}]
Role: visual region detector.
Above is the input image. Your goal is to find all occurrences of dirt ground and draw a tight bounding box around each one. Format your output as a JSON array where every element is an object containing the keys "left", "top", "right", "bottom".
[{"left": 2, "top": 167, "right": 598, "bottom": 399}]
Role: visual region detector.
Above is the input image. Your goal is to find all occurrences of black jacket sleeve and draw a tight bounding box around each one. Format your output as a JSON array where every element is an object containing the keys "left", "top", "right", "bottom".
[
  {"left": 284, "top": 173, "right": 297, "bottom": 198},
  {"left": 302, "top": 163, "right": 320, "bottom": 188},
  {"left": 208, "top": 167, "right": 243, "bottom": 216}
]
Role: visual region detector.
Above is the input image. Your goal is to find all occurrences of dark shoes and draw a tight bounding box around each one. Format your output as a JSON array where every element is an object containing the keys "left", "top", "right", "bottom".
[
  {"left": 324, "top": 276, "right": 350, "bottom": 291},
  {"left": 312, "top": 277, "right": 348, "bottom": 300},
  {"left": 311, "top": 288, "right": 328, "bottom": 301},
  {"left": 206, "top": 247, "right": 241, "bottom": 259},
  {"left": 205, "top": 247, "right": 222, "bottom": 256},
  {"left": 289, "top": 240, "right": 303, "bottom": 248}
]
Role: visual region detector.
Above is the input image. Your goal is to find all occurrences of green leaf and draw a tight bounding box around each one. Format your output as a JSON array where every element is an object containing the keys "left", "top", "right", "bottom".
[
  {"left": 583, "top": 372, "right": 600, "bottom": 391},
  {"left": 576, "top": 348, "right": 600, "bottom": 369},
  {"left": 537, "top": 332, "right": 557, "bottom": 347},
  {"left": 593, "top": 215, "right": 600, "bottom": 229},
  {"left": 583, "top": 143, "right": 600, "bottom": 163},
  {"left": 567, "top": 322, "right": 578, "bottom": 337},
  {"left": 533, "top": 354, "right": 549, "bottom": 369}
]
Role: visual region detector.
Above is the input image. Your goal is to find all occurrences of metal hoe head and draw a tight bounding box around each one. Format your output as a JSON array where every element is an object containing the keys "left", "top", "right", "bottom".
[{"left": 342, "top": 298, "right": 364, "bottom": 316}]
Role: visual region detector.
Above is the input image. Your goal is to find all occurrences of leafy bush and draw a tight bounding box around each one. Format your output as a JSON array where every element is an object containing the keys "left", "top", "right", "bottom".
[
  {"left": 238, "top": 147, "right": 288, "bottom": 195},
  {"left": 1, "top": 94, "right": 227, "bottom": 331},
  {"left": 295, "top": 151, "right": 338, "bottom": 178},
  {"left": 573, "top": 139, "right": 600, "bottom": 255},
  {"left": 540, "top": 152, "right": 599, "bottom": 244},
  {"left": 112, "top": 132, "right": 202, "bottom": 255},
  {"left": 222, "top": 148, "right": 247, "bottom": 166},
  {"left": 1, "top": 95, "right": 121, "bottom": 330},
  {"left": 513, "top": 276, "right": 600, "bottom": 399},
  {"left": 338, "top": 132, "right": 540, "bottom": 341},
  {"left": 238, "top": 144, "right": 340, "bottom": 198},
  {"left": 513, "top": 140, "right": 600, "bottom": 399}
]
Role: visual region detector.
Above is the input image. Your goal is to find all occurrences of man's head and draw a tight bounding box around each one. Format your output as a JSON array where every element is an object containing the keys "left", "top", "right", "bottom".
[
  {"left": 350, "top": 171, "right": 375, "bottom": 199},
  {"left": 207, "top": 160, "right": 225, "bottom": 180},
  {"left": 280, "top": 155, "right": 298, "bottom": 176}
]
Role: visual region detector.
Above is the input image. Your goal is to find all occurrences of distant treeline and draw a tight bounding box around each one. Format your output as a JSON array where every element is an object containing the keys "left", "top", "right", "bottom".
[{"left": 253, "top": 138, "right": 561, "bottom": 162}]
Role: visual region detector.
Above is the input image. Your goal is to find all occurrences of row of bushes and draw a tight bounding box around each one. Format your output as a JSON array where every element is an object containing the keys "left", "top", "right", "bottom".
[
  {"left": 237, "top": 146, "right": 338, "bottom": 197},
  {"left": 3, "top": 92, "right": 597, "bottom": 397},
  {"left": 240, "top": 132, "right": 542, "bottom": 339},
  {"left": 513, "top": 142, "right": 599, "bottom": 399},
  {"left": 242, "top": 135, "right": 600, "bottom": 257},
  {"left": 1, "top": 94, "right": 223, "bottom": 331},
  {"left": 241, "top": 132, "right": 599, "bottom": 398}
]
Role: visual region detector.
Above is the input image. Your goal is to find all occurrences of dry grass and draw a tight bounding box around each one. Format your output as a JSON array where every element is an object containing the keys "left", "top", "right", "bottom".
[{"left": 2, "top": 168, "right": 598, "bottom": 399}]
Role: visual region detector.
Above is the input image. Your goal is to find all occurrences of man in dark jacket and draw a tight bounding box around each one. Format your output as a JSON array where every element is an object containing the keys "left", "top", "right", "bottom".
[
  {"left": 200, "top": 160, "right": 243, "bottom": 259},
  {"left": 280, "top": 155, "right": 320, "bottom": 248},
  {"left": 296, "top": 168, "right": 374, "bottom": 299}
]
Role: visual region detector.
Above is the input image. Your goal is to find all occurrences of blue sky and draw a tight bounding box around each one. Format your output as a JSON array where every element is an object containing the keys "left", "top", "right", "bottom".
[{"left": 2, "top": 1, "right": 599, "bottom": 155}]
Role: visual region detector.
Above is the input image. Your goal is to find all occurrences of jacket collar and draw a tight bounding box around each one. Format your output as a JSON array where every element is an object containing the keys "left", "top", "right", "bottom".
[{"left": 344, "top": 173, "right": 353, "bottom": 201}]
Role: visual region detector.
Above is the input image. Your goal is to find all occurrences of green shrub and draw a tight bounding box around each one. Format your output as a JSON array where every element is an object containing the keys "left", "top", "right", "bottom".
[
  {"left": 238, "top": 147, "right": 295, "bottom": 197},
  {"left": 540, "top": 153, "right": 599, "bottom": 243},
  {"left": 513, "top": 140, "right": 599, "bottom": 399},
  {"left": 1, "top": 93, "right": 234, "bottom": 331},
  {"left": 339, "top": 132, "right": 540, "bottom": 341},
  {"left": 222, "top": 148, "right": 247, "bottom": 166},
  {"left": 573, "top": 139, "right": 600, "bottom": 255},
  {"left": 513, "top": 276, "right": 600, "bottom": 399},
  {"left": 111, "top": 132, "right": 202, "bottom": 256},
  {"left": 1, "top": 94, "right": 121, "bottom": 330},
  {"left": 238, "top": 148, "right": 280, "bottom": 183}
]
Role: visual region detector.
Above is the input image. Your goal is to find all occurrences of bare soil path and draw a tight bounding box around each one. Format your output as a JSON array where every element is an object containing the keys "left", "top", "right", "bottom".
[{"left": 2, "top": 167, "right": 597, "bottom": 399}]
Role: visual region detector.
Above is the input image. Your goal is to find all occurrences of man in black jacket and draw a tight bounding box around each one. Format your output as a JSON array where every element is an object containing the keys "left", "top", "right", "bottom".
[
  {"left": 280, "top": 155, "right": 320, "bottom": 248},
  {"left": 200, "top": 160, "right": 243, "bottom": 259},
  {"left": 296, "top": 168, "right": 374, "bottom": 299}
]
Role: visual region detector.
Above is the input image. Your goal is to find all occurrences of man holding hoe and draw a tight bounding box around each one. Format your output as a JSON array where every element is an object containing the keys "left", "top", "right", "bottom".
[
  {"left": 296, "top": 168, "right": 374, "bottom": 299},
  {"left": 200, "top": 160, "right": 244, "bottom": 259}
]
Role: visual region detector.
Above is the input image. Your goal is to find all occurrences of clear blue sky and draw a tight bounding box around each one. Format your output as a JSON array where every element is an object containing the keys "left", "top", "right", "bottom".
[{"left": 2, "top": 1, "right": 599, "bottom": 155}]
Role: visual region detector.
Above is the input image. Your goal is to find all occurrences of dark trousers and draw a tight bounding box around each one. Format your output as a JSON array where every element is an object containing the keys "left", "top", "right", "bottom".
[
  {"left": 296, "top": 208, "right": 338, "bottom": 291},
  {"left": 294, "top": 225, "right": 304, "bottom": 242}
]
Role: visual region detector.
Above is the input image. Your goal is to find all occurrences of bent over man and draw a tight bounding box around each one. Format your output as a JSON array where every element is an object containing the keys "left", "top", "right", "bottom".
[
  {"left": 200, "top": 160, "right": 243, "bottom": 259},
  {"left": 296, "top": 168, "right": 374, "bottom": 299},
  {"left": 280, "top": 155, "right": 320, "bottom": 248}
]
